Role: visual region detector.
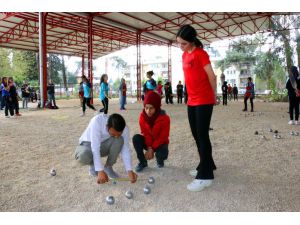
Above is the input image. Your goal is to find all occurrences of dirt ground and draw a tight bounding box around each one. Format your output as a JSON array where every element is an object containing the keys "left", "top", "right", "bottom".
[{"left": 0, "top": 97, "right": 299, "bottom": 212}]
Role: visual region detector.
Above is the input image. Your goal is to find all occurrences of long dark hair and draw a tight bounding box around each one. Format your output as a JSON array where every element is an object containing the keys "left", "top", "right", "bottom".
[
  {"left": 290, "top": 66, "right": 299, "bottom": 79},
  {"left": 100, "top": 74, "right": 108, "bottom": 85},
  {"left": 176, "top": 24, "right": 203, "bottom": 48}
]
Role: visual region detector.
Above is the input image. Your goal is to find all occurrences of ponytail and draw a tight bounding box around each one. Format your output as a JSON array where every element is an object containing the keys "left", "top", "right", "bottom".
[
  {"left": 177, "top": 24, "right": 203, "bottom": 48},
  {"left": 194, "top": 37, "right": 203, "bottom": 49}
]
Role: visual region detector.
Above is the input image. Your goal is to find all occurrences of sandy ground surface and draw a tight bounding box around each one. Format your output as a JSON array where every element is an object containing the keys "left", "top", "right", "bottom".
[{"left": 0, "top": 97, "right": 299, "bottom": 212}]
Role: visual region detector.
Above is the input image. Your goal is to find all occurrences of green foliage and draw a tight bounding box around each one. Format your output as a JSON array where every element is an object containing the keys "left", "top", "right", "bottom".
[
  {"left": 67, "top": 72, "right": 77, "bottom": 83},
  {"left": 215, "top": 37, "right": 261, "bottom": 72},
  {"left": 0, "top": 48, "right": 12, "bottom": 77},
  {"left": 112, "top": 78, "right": 121, "bottom": 92},
  {"left": 157, "top": 76, "right": 163, "bottom": 83},
  {"left": 269, "top": 15, "right": 294, "bottom": 70},
  {"left": 254, "top": 51, "right": 285, "bottom": 89},
  {"left": 47, "top": 54, "right": 62, "bottom": 83}
]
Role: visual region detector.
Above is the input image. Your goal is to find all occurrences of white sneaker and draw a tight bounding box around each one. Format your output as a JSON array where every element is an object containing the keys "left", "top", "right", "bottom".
[
  {"left": 89, "top": 165, "right": 97, "bottom": 177},
  {"left": 189, "top": 169, "right": 198, "bottom": 177},
  {"left": 80, "top": 113, "right": 85, "bottom": 117},
  {"left": 288, "top": 120, "right": 295, "bottom": 125},
  {"left": 104, "top": 166, "right": 119, "bottom": 179},
  {"left": 187, "top": 179, "right": 213, "bottom": 192},
  {"left": 5, "top": 115, "right": 10, "bottom": 118},
  {"left": 295, "top": 121, "right": 299, "bottom": 125}
]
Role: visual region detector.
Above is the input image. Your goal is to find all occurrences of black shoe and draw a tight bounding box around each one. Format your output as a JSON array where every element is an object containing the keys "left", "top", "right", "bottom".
[
  {"left": 135, "top": 162, "right": 148, "bottom": 172},
  {"left": 156, "top": 160, "right": 164, "bottom": 168}
]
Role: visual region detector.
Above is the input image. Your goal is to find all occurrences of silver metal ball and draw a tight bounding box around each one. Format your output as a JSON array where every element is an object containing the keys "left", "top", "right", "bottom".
[
  {"left": 125, "top": 191, "right": 133, "bottom": 199},
  {"left": 50, "top": 168, "right": 56, "bottom": 176},
  {"left": 294, "top": 132, "right": 299, "bottom": 136},
  {"left": 106, "top": 196, "right": 115, "bottom": 205},
  {"left": 290, "top": 131, "right": 294, "bottom": 135},
  {"left": 112, "top": 180, "right": 117, "bottom": 185},
  {"left": 143, "top": 185, "right": 151, "bottom": 194},
  {"left": 148, "top": 177, "right": 155, "bottom": 184},
  {"left": 273, "top": 134, "right": 278, "bottom": 138},
  {"left": 268, "top": 128, "right": 273, "bottom": 132}
]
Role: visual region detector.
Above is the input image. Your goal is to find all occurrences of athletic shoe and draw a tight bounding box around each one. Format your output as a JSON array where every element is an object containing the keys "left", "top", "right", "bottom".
[
  {"left": 80, "top": 112, "right": 85, "bottom": 117},
  {"left": 5, "top": 115, "right": 10, "bottom": 118},
  {"left": 156, "top": 160, "right": 164, "bottom": 168},
  {"left": 16, "top": 113, "right": 22, "bottom": 116},
  {"left": 288, "top": 120, "right": 295, "bottom": 125},
  {"left": 104, "top": 166, "right": 119, "bottom": 179},
  {"left": 295, "top": 121, "right": 299, "bottom": 125},
  {"left": 89, "top": 165, "right": 97, "bottom": 177},
  {"left": 187, "top": 179, "right": 213, "bottom": 192},
  {"left": 135, "top": 162, "right": 148, "bottom": 172}
]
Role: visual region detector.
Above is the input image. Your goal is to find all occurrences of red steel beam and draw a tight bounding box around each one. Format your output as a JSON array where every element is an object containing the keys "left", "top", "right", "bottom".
[
  {"left": 136, "top": 32, "right": 141, "bottom": 101},
  {"left": 88, "top": 15, "right": 94, "bottom": 103}
]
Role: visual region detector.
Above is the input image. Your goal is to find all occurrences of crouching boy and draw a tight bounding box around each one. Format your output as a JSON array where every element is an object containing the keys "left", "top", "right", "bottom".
[{"left": 75, "top": 113, "right": 137, "bottom": 184}]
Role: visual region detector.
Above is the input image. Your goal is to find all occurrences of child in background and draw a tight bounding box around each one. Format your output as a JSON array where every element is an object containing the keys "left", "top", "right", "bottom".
[{"left": 99, "top": 74, "right": 110, "bottom": 114}]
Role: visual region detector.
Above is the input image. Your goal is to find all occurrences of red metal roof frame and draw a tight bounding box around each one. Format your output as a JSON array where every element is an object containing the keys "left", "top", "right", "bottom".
[{"left": 0, "top": 12, "right": 299, "bottom": 59}]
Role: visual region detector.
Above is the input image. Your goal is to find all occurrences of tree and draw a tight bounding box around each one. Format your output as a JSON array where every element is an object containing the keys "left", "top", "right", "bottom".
[
  {"left": 0, "top": 48, "right": 12, "bottom": 77},
  {"left": 10, "top": 50, "right": 38, "bottom": 85},
  {"left": 296, "top": 30, "right": 300, "bottom": 70},
  {"left": 47, "top": 54, "right": 62, "bottom": 83},
  {"left": 270, "top": 15, "right": 294, "bottom": 70},
  {"left": 254, "top": 51, "right": 285, "bottom": 89},
  {"left": 215, "top": 37, "right": 260, "bottom": 74},
  {"left": 112, "top": 78, "right": 121, "bottom": 92},
  {"left": 111, "top": 56, "right": 127, "bottom": 79},
  {"left": 61, "top": 56, "right": 68, "bottom": 91}
]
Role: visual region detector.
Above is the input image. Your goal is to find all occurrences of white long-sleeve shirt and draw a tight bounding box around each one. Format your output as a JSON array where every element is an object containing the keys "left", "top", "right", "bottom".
[{"left": 79, "top": 114, "right": 132, "bottom": 172}]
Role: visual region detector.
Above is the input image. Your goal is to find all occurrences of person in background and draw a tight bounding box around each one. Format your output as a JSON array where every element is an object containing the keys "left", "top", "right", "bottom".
[
  {"left": 156, "top": 81, "right": 163, "bottom": 96},
  {"left": 0, "top": 77, "right": 4, "bottom": 110},
  {"left": 177, "top": 24, "right": 217, "bottom": 192},
  {"left": 221, "top": 81, "right": 228, "bottom": 106},
  {"left": 8, "top": 77, "right": 21, "bottom": 116},
  {"left": 286, "top": 66, "right": 300, "bottom": 125},
  {"left": 164, "top": 81, "right": 173, "bottom": 104},
  {"left": 142, "top": 70, "right": 157, "bottom": 100},
  {"left": 99, "top": 74, "right": 110, "bottom": 114},
  {"left": 81, "top": 75, "right": 96, "bottom": 116},
  {"left": 233, "top": 84, "right": 238, "bottom": 101},
  {"left": 176, "top": 80, "right": 184, "bottom": 104},
  {"left": 21, "top": 80, "right": 30, "bottom": 109},
  {"left": 78, "top": 80, "right": 84, "bottom": 108},
  {"left": 2, "top": 77, "right": 14, "bottom": 118},
  {"left": 242, "top": 77, "right": 255, "bottom": 112},
  {"left": 133, "top": 91, "right": 170, "bottom": 172},
  {"left": 47, "top": 79, "right": 58, "bottom": 109},
  {"left": 119, "top": 78, "right": 127, "bottom": 110}
]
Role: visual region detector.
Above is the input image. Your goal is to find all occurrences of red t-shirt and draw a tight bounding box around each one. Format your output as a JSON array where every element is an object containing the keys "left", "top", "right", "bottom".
[{"left": 182, "top": 48, "right": 215, "bottom": 106}]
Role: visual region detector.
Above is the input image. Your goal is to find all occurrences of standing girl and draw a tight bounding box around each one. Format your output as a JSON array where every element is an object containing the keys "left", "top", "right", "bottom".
[
  {"left": 286, "top": 66, "right": 300, "bottom": 125},
  {"left": 242, "top": 77, "right": 255, "bottom": 112},
  {"left": 81, "top": 75, "right": 96, "bottom": 116},
  {"left": 177, "top": 24, "right": 217, "bottom": 191},
  {"left": 99, "top": 74, "right": 110, "bottom": 114}
]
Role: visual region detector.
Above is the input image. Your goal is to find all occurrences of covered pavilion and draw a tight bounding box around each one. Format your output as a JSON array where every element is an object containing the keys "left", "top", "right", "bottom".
[{"left": 0, "top": 12, "right": 298, "bottom": 105}]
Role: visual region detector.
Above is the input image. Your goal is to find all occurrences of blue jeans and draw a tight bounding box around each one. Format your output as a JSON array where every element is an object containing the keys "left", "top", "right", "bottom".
[{"left": 120, "top": 94, "right": 126, "bottom": 110}]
